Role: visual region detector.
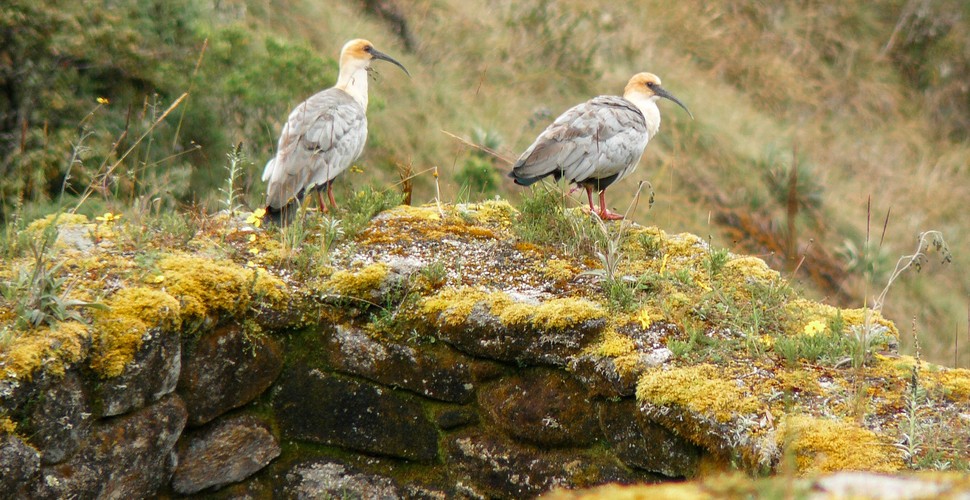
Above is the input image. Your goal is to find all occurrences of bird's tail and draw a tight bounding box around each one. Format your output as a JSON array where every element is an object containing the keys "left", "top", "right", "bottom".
[
  {"left": 263, "top": 203, "right": 297, "bottom": 226},
  {"left": 508, "top": 167, "right": 559, "bottom": 187}
]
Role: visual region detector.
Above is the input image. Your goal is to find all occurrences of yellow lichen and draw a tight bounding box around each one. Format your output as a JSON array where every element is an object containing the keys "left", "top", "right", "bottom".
[
  {"left": 90, "top": 287, "right": 181, "bottom": 377},
  {"left": 594, "top": 329, "right": 636, "bottom": 358},
  {"left": 721, "top": 256, "right": 781, "bottom": 285},
  {"left": 785, "top": 299, "right": 899, "bottom": 338},
  {"left": 464, "top": 199, "right": 517, "bottom": 226},
  {"left": 538, "top": 259, "right": 578, "bottom": 282},
  {"left": 421, "top": 287, "right": 604, "bottom": 330},
  {"left": 25, "top": 213, "right": 90, "bottom": 233},
  {"left": 543, "top": 480, "right": 712, "bottom": 500},
  {"left": 636, "top": 364, "right": 759, "bottom": 421},
  {"left": 384, "top": 204, "right": 441, "bottom": 221},
  {"left": 0, "top": 321, "right": 89, "bottom": 380},
  {"left": 930, "top": 368, "right": 970, "bottom": 399},
  {"left": 156, "top": 254, "right": 285, "bottom": 322},
  {"left": 778, "top": 414, "right": 903, "bottom": 474},
  {"left": 325, "top": 263, "right": 390, "bottom": 299},
  {"left": 0, "top": 416, "right": 16, "bottom": 434}
]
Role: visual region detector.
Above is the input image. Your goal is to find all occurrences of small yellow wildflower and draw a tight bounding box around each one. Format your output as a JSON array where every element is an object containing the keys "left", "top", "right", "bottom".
[
  {"left": 97, "top": 97, "right": 110, "bottom": 105},
  {"left": 760, "top": 334, "right": 775, "bottom": 347},
  {"left": 248, "top": 247, "right": 260, "bottom": 256},
  {"left": 151, "top": 275, "right": 166, "bottom": 284},
  {"left": 246, "top": 208, "right": 266, "bottom": 228},
  {"left": 350, "top": 165, "right": 364, "bottom": 173},
  {"left": 803, "top": 319, "right": 827, "bottom": 337},
  {"left": 248, "top": 234, "right": 257, "bottom": 243},
  {"left": 637, "top": 309, "right": 652, "bottom": 329},
  {"left": 95, "top": 212, "right": 121, "bottom": 224}
]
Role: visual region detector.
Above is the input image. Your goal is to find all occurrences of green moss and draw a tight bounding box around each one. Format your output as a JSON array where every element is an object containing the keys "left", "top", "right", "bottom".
[
  {"left": 0, "top": 321, "right": 88, "bottom": 380},
  {"left": 89, "top": 287, "right": 181, "bottom": 377},
  {"left": 636, "top": 364, "right": 759, "bottom": 422},
  {"left": 325, "top": 263, "right": 390, "bottom": 299},
  {"left": 779, "top": 414, "right": 903, "bottom": 473},
  {"left": 156, "top": 254, "right": 286, "bottom": 323},
  {"left": 0, "top": 416, "right": 15, "bottom": 434}
]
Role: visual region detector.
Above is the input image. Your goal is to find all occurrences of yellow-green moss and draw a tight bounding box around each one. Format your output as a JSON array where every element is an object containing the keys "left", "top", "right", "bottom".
[
  {"left": 421, "top": 287, "right": 604, "bottom": 330},
  {"left": 156, "top": 254, "right": 285, "bottom": 322},
  {"left": 543, "top": 482, "right": 712, "bottom": 500},
  {"left": 721, "top": 256, "right": 781, "bottom": 285},
  {"left": 325, "top": 263, "right": 390, "bottom": 299},
  {"left": 785, "top": 298, "right": 899, "bottom": 338},
  {"left": 594, "top": 329, "right": 636, "bottom": 357},
  {"left": 538, "top": 259, "right": 578, "bottom": 282},
  {"left": 25, "top": 213, "right": 90, "bottom": 233},
  {"left": 930, "top": 368, "right": 970, "bottom": 399},
  {"left": 463, "top": 199, "right": 517, "bottom": 226},
  {"left": 384, "top": 204, "right": 442, "bottom": 221},
  {"left": 90, "top": 287, "right": 181, "bottom": 377},
  {"left": 778, "top": 414, "right": 903, "bottom": 474},
  {"left": 0, "top": 321, "right": 89, "bottom": 380},
  {"left": 636, "top": 364, "right": 760, "bottom": 421}
]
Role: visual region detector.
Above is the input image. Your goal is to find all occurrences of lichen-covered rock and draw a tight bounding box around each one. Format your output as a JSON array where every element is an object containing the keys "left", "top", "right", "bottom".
[
  {"left": 179, "top": 324, "right": 283, "bottom": 426},
  {"left": 479, "top": 369, "right": 600, "bottom": 448},
  {"left": 598, "top": 399, "right": 700, "bottom": 478},
  {"left": 447, "top": 431, "right": 648, "bottom": 498},
  {"left": 274, "top": 366, "right": 438, "bottom": 462},
  {"left": 0, "top": 433, "right": 41, "bottom": 497},
  {"left": 25, "top": 370, "right": 93, "bottom": 464},
  {"left": 171, "top": 415, "right": 280, "bottom": 494},
  {"left": 326, "top": 324, "right": 475, "bottom": 403},
  {"left": 93, "top": 327, "right": 181, "bottom": 417},
  {"left": 422, "top": 288, "right": 606, "bottom": 366},
  {"left": 33, "top": 394, "right": 187, "bottom": 499},
  {"left": 281, "top": 460, "right": 401, "bottom": 499}
]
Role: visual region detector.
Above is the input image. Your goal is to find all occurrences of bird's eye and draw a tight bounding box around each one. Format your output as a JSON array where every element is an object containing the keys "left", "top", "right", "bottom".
[
  {"left": 364, "top": 45, "right": 374, "bottom": 53},
  {"left": 646, "top": 81, "right": 655, "bottom": 88}
]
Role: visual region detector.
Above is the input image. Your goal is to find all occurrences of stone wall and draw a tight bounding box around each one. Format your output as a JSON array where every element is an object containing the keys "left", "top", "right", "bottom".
[{"left": 0, "top": 310, "right": 698, "bottom": 498}]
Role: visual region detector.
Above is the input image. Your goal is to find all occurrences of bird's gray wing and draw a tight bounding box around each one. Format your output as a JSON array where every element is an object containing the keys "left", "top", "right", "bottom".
[
  {"left": 264, "top": 89, "right": 367, "bottom": 208},
  {"left": 511, "top": 96, "right": 648, "bottom": 186}
]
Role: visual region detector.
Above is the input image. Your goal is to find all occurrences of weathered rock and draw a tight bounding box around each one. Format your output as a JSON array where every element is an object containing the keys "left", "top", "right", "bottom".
[
  {"left": 569, "top": 323, "right": 676, "bottom": 398},
  {"left": 34, "top": 394, "right": 187, "bottom": 499},
  {"left": 479, "top": 370, "right": 600, "bottom": 448},
  {"left": 25, "top": 370, "right": 92, "bottom": 464},
  {"left": 599, "top": 399, "right": 701, "bottom": 478},
  {"left": 274, "top": 367, "right": 438, "bottom": 462},
  {"left": 0, "top": 433, "right": 41, "bottom": 498},
  {"left": 94, "top": 327, "right": 181, "bottom": 417},
  {"left": 432, "top": 298, "right": 606, "bottom": 366},
  {"left": 179, "top": 324, "right": 283, "bottom": 426},
  {"left": 435, "top": 407, "right": 479, "bottom": 430},
  {"left": 447, "top": 431, "right": 647, "bottom": 498},
  {"left": 281, "top": 460, "right": 401, "bottom": 499},
  {"left": 326, "top": 324, "right": 475, "bottom": 403},
  {"left": 172, "top": 415, "right": 280, "bottom": 494}
]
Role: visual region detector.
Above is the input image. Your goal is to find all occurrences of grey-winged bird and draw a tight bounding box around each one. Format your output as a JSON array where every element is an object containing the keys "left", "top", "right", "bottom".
[
  {"left": 509, "top": 73, "right": 692, "bottom": 220},
  {"left": 262, "top": 39, "right": 409, "bottom": 222}
]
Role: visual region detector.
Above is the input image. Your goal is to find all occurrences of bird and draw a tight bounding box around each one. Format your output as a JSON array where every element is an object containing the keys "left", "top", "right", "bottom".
[
  {"left": 509, "top": 73, "right": 692, "bottom": 220},
  {"left": 262, "top": 39, "right": 409, "bottom": 222}
]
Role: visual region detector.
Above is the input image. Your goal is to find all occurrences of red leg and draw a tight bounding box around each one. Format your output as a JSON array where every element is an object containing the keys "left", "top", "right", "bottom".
[
  {"left": 327, "top": 183, "right": 338, "bottom": 211},
  {"left": 316, "top": 190, "right": 328, "bottom": 213},
  {"left": 585, "top": 186, "right": 596, "bottom": 212},
  {"left": 597, "top": 190, "right": 623, "bottom": 220}
]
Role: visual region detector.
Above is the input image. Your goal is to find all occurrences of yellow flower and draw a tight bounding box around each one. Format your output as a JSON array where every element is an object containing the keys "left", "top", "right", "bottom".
[
  {"left": 760, "top": 334, "right": 775, "bottom": 347},
  {"left": 97, "top": 97, "right": 110, "bottom": 105},
  {"left": 803, "top": 319, "right": 827, "bottom": 337},
  {"left": 151, "top": 275, "right": 165, "bottom": 284},
  {"left": 637, "top": 309, "right": 652, "bottom": 329},
  {"left": 246, "top": 208, "right": 266, "bottom": 228},
  {"left": 248, "top": 247, "right": 260, "bottom": 256},
  {"left": 350, "top": 165, "right": 364, "bottom": 173},
  {"left": 248, "top": 234, "right": 257, "bottom": 243},
  {"left": 96, "top": 212, "right": 121, "bottom": 224}
]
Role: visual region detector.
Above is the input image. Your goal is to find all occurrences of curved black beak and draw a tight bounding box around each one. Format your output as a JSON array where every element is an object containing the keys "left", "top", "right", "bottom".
[
  {"left": 370, "top": 48, "right": 411, "bottom": 78},
  {"left": 655, "top": 86, "right": 693, "bottom": 120}
]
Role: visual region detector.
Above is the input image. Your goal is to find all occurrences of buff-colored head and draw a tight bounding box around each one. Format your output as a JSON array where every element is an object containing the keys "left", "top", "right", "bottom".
[
  {"left": 624, "top": 72, "right": 692, "bottom": 119},
  {"left": 339, "top": 39, "right": 410, "bottom": 76}
]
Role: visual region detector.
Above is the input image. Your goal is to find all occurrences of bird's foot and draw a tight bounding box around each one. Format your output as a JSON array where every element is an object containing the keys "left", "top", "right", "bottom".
[{"left": 596, "top": 208, "right": 624, "bottom": 220}]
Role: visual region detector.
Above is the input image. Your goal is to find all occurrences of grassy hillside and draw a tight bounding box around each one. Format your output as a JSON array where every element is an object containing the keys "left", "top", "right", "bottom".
[{"left": 2, "top": 0, "right": 968, "bottom": 365}]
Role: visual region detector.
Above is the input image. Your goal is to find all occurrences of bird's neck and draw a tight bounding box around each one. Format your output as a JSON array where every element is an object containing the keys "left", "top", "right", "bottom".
[
  {"left": 335, "top": 64, "right": 370, "bottom": 110},
  {"left": 624, "top": 93, "right": 661, "bottom": 139}
]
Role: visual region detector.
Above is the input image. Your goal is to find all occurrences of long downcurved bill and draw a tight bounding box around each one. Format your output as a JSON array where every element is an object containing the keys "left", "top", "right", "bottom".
[
  {"left": 370, "top": 49, "right": 411, "bottom": 77},
  {"left": 655, "top": 87, "right": 693, "bottom": 120}
]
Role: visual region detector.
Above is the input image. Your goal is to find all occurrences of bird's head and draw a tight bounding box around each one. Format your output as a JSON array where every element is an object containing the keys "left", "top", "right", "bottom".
[
  {"left": 624, "top": 73, "right": 693, "bottom": 119},
  {"left": 340, "top": 39, "right": 411, "bottom": 77}
]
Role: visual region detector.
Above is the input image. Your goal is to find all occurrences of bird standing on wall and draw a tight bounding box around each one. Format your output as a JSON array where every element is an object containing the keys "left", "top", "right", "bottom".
[
  {"left": 509, "top": 73, "right": 692, "bottom": 220},
  {"left": 262, "top": 39, "right": 409, "bottom": 222}
]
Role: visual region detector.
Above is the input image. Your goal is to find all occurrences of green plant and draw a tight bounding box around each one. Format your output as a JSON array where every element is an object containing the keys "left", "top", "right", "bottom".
[
  {"left": 420, "top": 260, "right": 448, "bottom": 289},
  {"left": 0, "top": 218, "right": 105, "bottom": 329},
  {"left": 219, "top": 143, "right": 248, "bottom": 216}
]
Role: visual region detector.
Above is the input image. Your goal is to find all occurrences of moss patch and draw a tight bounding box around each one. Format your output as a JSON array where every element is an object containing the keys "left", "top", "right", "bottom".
[
  {"left": 25, "top": 213, "right": 90, "bottom": 233},
  {"left": 89, "top": 287, "right": 181, "bottom": 378},
  {"left": 779, "top": 414, "right": 903, "bottom": 473},
  {"left": 636, "top": 364, "right": 760, "bottom": 421},
  {"left": 325, "top": 263, "right": 390, "bottom": 300},
  {"left": 421, "top": 287, "right": 604, "bottom": 330},
  {"left": 0, "top": 321, "right": 89, "bottom": 380}
]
